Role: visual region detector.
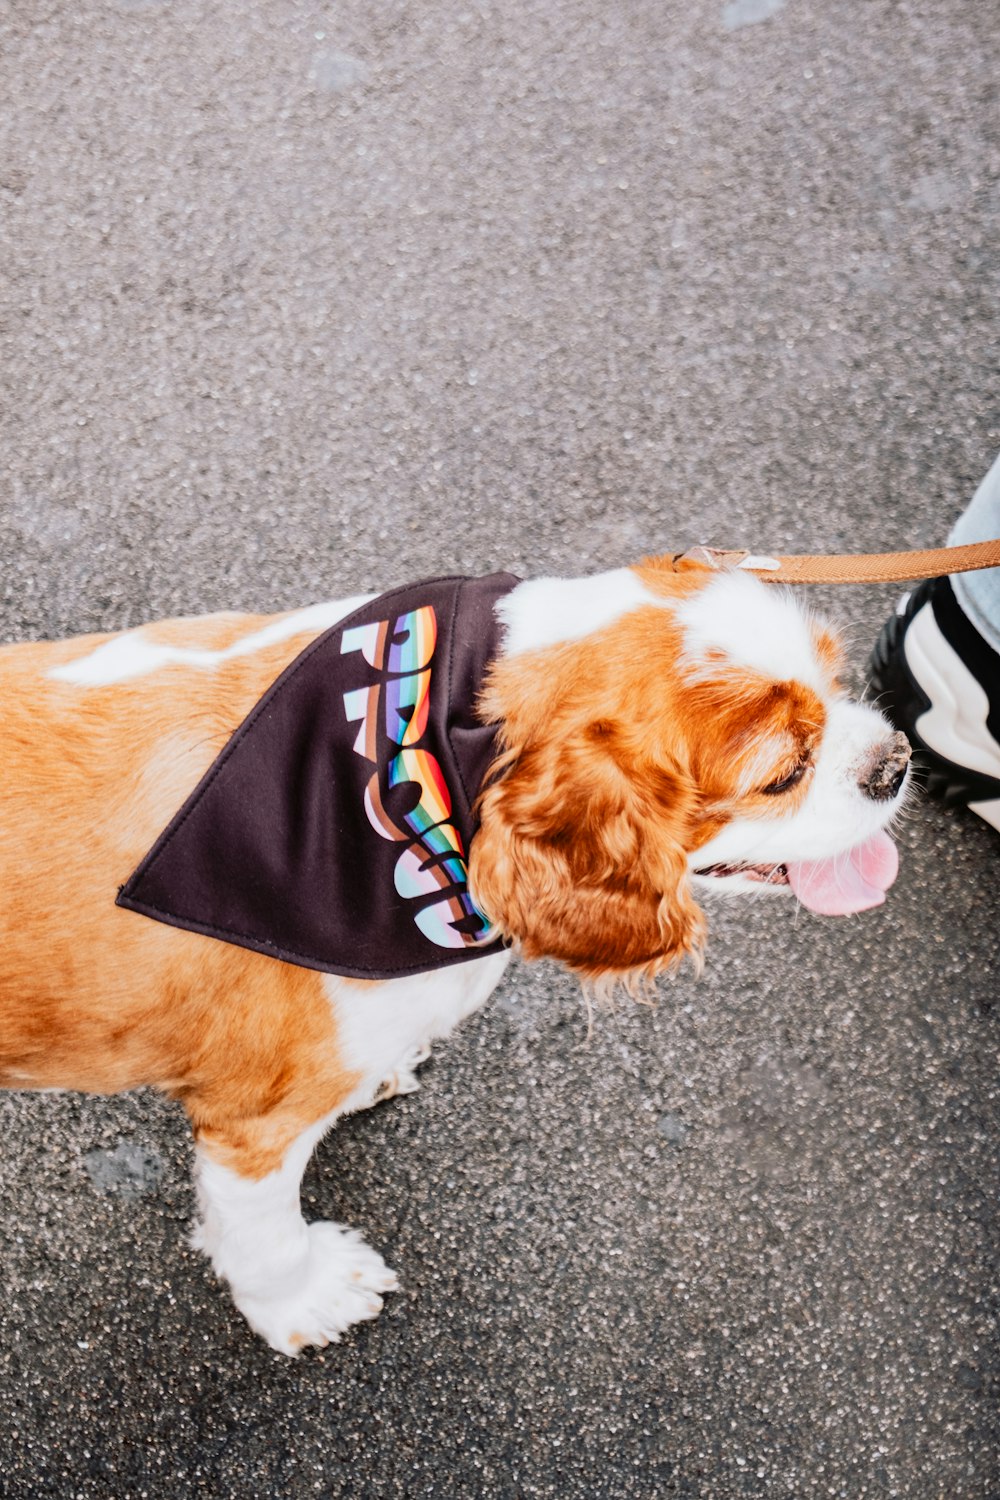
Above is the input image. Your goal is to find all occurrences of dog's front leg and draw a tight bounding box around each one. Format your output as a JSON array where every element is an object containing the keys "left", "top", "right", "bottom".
[{"left": 192, "top": 1112, "right": 397, "bottom": 1355}]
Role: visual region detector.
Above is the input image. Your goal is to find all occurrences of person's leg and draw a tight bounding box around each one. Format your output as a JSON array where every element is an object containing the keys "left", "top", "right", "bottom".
[
  {"left": 870, "top": 453, "right": 1000, "bottom": 832},
  {"left": 948, "top": 453, "right": 1000, "bottom": 651}
]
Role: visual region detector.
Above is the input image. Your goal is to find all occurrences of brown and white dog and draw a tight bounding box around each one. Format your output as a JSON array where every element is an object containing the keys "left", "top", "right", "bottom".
[{"left": 0, "top": 558, "right": 909, "bottom": 1353}]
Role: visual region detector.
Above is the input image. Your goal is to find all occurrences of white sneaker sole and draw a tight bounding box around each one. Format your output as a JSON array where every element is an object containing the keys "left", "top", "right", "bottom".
[{"left": 904, "top": 600, "right": 1000, "bottom": 782}]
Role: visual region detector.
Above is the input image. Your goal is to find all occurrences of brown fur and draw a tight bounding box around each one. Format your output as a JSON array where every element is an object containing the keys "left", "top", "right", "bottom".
[{"left": 0, "top": 612, "right": 360, "bottom": 1180}]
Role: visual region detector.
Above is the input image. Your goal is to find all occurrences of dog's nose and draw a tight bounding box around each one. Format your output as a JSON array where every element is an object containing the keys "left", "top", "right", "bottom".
[{"left": 859, "top": 730, "right": 911, "bottom": 801}]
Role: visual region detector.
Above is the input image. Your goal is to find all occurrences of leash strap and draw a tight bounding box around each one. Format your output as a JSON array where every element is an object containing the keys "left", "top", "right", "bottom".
[{"left": 671, "top": 538, "right": 1000, "bottom": 586}]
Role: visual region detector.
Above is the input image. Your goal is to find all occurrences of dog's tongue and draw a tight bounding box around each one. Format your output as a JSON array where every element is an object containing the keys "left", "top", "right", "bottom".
[{"left": 786, "top": 832, "right": 899, "bottom": 916}]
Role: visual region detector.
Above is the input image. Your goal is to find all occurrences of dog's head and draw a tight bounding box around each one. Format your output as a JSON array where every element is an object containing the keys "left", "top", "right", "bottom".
[{"left": 469, "top": 563, "right": 909, "bottom": 988}]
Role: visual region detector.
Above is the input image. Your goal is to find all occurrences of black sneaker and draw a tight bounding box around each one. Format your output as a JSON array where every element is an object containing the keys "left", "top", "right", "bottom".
[{"left": 869, "top": 575, "right": 1000, "bottom": 832}]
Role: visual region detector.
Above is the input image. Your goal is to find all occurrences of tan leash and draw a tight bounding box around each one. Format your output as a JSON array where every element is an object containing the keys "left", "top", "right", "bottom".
[{"left": 669, "top": 538, "right": 1000, "bottom": 586}]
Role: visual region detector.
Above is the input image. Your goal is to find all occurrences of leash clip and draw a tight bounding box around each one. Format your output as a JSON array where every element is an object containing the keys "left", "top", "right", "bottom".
[{"left": 673, "top": 546, "right": 781, "bottom": 574}]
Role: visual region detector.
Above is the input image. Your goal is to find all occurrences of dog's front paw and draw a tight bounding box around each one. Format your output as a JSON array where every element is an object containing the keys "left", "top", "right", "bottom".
[{"left": 235, "top": 1222, "right": 399, "bottom": 1356}]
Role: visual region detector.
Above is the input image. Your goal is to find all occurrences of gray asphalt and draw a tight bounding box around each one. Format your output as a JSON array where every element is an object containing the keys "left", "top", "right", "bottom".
[{"left": 1, "top": 1, "right": 998, "bottom": 1496}]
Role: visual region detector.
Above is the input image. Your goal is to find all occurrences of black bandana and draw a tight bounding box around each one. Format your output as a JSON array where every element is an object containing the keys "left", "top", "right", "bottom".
[{"left": 118, "top": 573, "right": 519, "bottom": 979}]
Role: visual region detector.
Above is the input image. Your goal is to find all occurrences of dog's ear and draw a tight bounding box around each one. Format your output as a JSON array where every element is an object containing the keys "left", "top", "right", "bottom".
[{"left": 470, "top": 720, "right": 705, "bottom": 989}]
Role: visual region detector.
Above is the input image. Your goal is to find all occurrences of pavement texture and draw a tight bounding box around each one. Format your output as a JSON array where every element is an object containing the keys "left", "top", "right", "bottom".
[{"left": 1, "top": 0, "right": 998, "bottom": 1495}]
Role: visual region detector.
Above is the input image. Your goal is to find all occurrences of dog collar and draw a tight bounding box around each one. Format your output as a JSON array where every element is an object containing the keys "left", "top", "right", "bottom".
[{"left": 118, "top": 573, "right": 519, "bottom": 979}]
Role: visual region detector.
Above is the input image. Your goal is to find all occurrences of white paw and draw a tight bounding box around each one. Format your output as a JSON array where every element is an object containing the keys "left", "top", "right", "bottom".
[
  {"left": 234, "top": 1222, "right": 399, "bottom": 1356},
  {"left": 375, "top": 1041, "right": 432, "bottom": 1102}
]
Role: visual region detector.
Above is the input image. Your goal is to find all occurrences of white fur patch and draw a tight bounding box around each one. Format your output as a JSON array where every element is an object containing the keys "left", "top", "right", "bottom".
[
  {"left": 48, "top": 596, "right": 375, "bottom": 686},
  {"left": 497, "top": 568, "right": 660, "bottom": 656},
  {"left": 325, "top": 950, "right": 512, "bottom": 1113},
  {"left": 675, "top": 572, "right": 826, "bottom": 692}
]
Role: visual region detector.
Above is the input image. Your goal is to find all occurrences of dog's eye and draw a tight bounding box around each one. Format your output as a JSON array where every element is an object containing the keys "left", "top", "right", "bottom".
[{"left": 761, "top": 762, "right": 807, "bottom": 796}]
